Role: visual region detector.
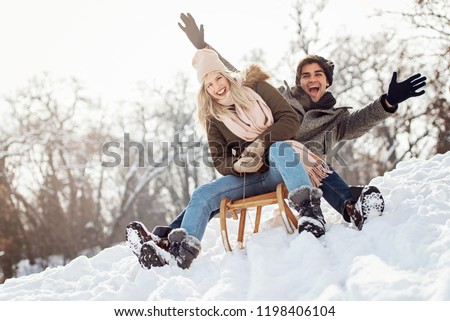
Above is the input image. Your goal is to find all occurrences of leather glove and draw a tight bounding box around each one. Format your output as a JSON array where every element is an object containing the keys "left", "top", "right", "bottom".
[
  {"left": 386, "top": 72, "right": 427, "bottom": 105},
  {"left": 178, "top": 13, "right": 207, "bottom": 49},
  {"left": 233, "top": 140, "right": 265, "bottom": 173}
]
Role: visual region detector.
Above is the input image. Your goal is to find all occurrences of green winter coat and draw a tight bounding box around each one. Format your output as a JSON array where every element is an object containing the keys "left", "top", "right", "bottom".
[{"left": 205, "top": 64, "right": 300, "bottom": 176}]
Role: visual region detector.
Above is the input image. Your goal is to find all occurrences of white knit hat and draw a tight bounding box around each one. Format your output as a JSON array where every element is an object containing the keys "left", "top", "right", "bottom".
[{"left": 192, "top": 49, "right": 228, "bottom": 83}]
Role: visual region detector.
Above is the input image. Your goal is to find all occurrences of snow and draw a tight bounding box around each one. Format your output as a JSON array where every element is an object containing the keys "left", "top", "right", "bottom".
[{"left": 1, "top": 152, "right": 449, "bottom": 302}]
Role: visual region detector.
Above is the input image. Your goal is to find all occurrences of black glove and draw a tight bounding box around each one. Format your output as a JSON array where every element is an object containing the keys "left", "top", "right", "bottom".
[
  {"left": 386, "top": 72, "right": 427, "bottom": 105},
  {"left": 178, "top": 13, "right": 207, "bottom": 49}
]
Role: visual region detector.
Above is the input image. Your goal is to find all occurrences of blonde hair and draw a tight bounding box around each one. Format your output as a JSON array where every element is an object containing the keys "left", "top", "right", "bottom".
[{"left": 197, "top": 70, "right": 253, "bottom": 131}]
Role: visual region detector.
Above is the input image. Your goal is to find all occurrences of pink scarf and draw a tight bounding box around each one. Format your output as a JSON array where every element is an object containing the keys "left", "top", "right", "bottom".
[{"left": 218, "top": 86, "right": 331, "bottom": 187}]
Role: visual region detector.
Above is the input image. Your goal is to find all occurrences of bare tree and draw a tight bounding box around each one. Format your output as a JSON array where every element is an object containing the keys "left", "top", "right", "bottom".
[
  {"left": 0, "top": 151, "right": 28, "bottom": 282},
  {"left": 281, "top": 0, "right": 447, "bottom": 184},
  {"left": 0, "top": 73, "right": 108, "bottom": 280},
  {"left": 384, "top": 0, "right": 450, "bottom": 155}
]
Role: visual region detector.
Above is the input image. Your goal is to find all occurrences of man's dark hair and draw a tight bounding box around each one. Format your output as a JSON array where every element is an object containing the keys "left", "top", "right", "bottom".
[{"left": 295, "top": 55, "right": 335, "bottom": 88}]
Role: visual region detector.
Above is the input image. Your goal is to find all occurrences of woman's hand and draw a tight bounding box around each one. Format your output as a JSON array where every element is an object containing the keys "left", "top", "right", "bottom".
[
  {"left": 233, "top": 140, "right": 265, "bottom": 173},
  {"left": 178, "top": 13, "right": 207, "bottom": 49}
]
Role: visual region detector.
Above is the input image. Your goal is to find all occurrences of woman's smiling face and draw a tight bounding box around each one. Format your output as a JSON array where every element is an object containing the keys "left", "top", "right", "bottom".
[{"left": 204, "top": 71, "right": 230, "bottom": 100}]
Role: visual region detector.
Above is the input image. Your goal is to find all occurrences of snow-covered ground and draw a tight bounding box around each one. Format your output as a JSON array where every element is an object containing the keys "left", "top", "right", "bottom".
[{"left": 1, "top": 152, "right": 449, "bottom": 302}]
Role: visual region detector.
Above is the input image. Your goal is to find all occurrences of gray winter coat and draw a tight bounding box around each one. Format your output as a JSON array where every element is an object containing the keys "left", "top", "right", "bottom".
[{"left": 280, "top": 88, "right": 393, "bottom": 162}]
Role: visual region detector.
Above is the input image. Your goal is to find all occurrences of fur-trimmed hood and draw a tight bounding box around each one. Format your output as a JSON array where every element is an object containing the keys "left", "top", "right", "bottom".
[{"left": 241, "top": 64, "right": 271, "bottom": 89}]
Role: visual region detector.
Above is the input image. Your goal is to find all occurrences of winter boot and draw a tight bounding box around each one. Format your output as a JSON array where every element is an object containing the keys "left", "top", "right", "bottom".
[
  {"left": 344, "top": 202, "right": 364, "bottom": 230},
  {"left": 138, "top": 228, "right": 201, "bottom": 270},
  {"left": 151, "top": 225, "right": 172, "bottom": 252},
  {"left": 344, "top": 186, "right": 385, "bottom": 230},
  {"left": 168, "top": 228, "right": 201, "bottom": 269},
  {"left": 288, "top": 186, "right": 326, "bottom": 238},
  {"left": 358, "top": 186, "right": 385, "bottom": 220},
  {"left": 126, "top": 221, "right": 170, "bottom": 258},
  {"left": 126, "top": 221, "right": 153, "bottom": 257},
  {"left": 138, "top": 227, "right": 172, "bottom": 270},
  {"left": 139, "top": 241, "right": 170, "bottom": 269}
]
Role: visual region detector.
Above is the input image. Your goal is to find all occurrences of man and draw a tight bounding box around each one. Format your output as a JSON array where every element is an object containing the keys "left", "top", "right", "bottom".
[{"left": 144, "top": 13, "right": 426, "bottom": 241}]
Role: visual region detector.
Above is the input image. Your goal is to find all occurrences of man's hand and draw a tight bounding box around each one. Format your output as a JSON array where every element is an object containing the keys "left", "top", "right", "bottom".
[
  {"left": 178, "top": 13, "right": 207, "bottom": 49},
  {"left": 386, "top": 72, "right": 427, "bottom": 105},
  {"left": 279, "top": 81, "right": 293, "bottom": 98}
]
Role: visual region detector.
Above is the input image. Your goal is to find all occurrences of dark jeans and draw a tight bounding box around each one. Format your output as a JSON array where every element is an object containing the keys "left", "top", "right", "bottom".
[
  {"left": 319, "top": 165, "right": 353, "bottom": 219},
  {"left": 168, "top": 165, "right": 352, "bottom": 230}
]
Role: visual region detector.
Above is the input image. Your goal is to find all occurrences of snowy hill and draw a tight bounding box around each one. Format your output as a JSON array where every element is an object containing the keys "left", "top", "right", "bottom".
[{"left": 0, "top": 152, "right": 449, "bottom": 301}]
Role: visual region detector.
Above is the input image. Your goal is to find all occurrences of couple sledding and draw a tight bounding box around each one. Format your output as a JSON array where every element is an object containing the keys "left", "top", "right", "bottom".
[{"left": 126, "top": 13, "right": 427, "bottom": 270}]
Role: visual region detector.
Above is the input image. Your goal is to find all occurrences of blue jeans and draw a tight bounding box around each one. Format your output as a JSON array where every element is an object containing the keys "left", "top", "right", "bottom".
[
  {"left": 169, "top": 164, "right": 354, "bottom": 231},
  {"left": 177, "top": 142, "right": 312, "bottom": 240}
]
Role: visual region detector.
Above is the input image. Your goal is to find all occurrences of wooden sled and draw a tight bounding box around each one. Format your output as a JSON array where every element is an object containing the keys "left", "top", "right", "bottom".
[{"left": 219, "top": 183, "right": 298, "bottom": 252}]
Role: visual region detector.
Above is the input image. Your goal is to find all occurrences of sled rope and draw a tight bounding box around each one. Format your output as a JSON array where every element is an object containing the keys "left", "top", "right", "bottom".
[{"left": 241, "top": 173, "right": 255, "bottom": 231}]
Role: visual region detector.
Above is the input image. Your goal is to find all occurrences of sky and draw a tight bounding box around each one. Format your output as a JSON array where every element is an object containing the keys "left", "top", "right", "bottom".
[
  {"left": 0, "top": 152, "right": 449, "bottom": 319},
  {"left": 0, "top": 0, "right": 406, "bottom": 103}
]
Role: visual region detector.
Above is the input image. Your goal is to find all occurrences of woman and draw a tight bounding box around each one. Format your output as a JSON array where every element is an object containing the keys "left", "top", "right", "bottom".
[{"left": 126, "top": 49, "right": 330, "bottom": 270}]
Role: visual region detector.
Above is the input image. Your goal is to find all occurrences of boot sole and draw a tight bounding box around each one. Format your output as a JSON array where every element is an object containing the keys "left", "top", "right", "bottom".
[
  {"left": 139, "top": 242, "right": 168, "bottom": 269},
  {"left": 126, "top": 225, "right": 148, "bottom": 257},
  {"left": 126, "top": 221, "right": 156, "bottom": 256},
  {"left": 360, "top": 186, "right": 385, "bottom": 220},
  {"left": 298, "top": 217, "right": 325, "bottom": 238}
]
